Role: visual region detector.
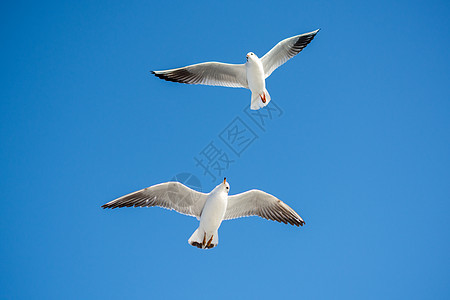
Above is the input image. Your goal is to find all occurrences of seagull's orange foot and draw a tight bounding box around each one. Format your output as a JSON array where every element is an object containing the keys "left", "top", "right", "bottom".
[
  {"left": 260, "top": 93, "right": 266, "bottom": 103},
  {"left": 202, "top": 233, "right": 206, "bottom": 248},
  {"left": 206, "top": 235, "right": 214, "bottom": 248}
]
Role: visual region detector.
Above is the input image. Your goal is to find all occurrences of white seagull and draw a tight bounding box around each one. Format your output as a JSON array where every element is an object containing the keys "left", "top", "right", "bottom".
[
  {"left": 102, "top": 178, "right": 305, "bottom": 249},
  {"left": 152, "top": 29, "right": 320, "bottom": 110}
]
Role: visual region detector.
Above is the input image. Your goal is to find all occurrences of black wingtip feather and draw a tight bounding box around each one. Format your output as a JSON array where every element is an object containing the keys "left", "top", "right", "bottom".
[
  {"left": 151, "top": 68, "right": 196, "bottom": 84},
  {"left": 152, "top": 72, "right": 180, "bottom": 83},
  {"left": 158, "top": 74, "right": 177, "bottom": 83}
]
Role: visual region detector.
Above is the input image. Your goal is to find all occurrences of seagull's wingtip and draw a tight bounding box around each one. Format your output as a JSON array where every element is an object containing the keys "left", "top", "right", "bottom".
[{"left": 152, "top": 71, "right": 181, "bottom": 83}]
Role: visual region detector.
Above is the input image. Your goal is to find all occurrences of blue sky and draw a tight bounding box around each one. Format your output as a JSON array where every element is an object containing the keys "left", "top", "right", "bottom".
[{"left": 1, "top": 0, "right": 449, "bottom": 299}]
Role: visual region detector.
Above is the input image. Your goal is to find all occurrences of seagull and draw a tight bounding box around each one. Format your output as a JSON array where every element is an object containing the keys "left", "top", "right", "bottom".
[
  {"left": 152, "top": 29, "right": 320, "bottom": 110},
  {"left": 102, "top": 178, "right": 305, "bottom": 249}
]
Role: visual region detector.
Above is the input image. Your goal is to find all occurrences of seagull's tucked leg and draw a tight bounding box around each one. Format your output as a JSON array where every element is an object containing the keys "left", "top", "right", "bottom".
[
  {"left": 251, "top": 89, "right": 271, "bottom": 110},
  {"left": 260, "top": 93, "right": 266, "bottom": 103},
  {"left": 262, "top": 89, "right": 271, "bottom": 106},
  {"left": 206, "top": 235, "right": 214, "bottom": 248},
  {"left": 188, "top": 228, "right": 219, "bottom": 250},
  {"left": 202, "top": 232, "right": 207, "bottom": 248},
  {"left": 206, "top": 231, "right": 219, "bottom": 249}
]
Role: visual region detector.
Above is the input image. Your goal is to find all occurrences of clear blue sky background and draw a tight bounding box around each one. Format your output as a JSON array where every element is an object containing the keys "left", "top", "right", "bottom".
[{"left": 1, "top": 0, "right": 449, "bottom": 299}]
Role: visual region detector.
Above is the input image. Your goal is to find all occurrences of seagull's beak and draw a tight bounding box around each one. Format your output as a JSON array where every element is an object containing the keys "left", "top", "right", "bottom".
[{"left": 223, "top": 177, "right": 226, "bottom": 184}]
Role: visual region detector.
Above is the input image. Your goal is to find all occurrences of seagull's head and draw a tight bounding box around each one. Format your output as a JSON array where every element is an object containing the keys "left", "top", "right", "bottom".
[
  {"left": 221, "top": 177, "right": 230, "bottom": 194},
  {"left": 213, "top": 177, "right": 230, "bottom": 195},
  {"left": 246, "top": 52, "right": 257, "bottom": 62}
]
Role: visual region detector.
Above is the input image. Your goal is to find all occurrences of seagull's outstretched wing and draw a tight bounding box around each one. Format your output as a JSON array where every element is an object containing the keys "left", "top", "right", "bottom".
[
  {"left": 152, "top": 62, "right": 248, "bottom": 88},
  {"left": 224, "top": 190, "right": 305, "bottom": 226},
  {"left": 261, "top": 29, "right": 320, "bottom": 78},
  {"left": 102, "top": 182, "right": 208, "bottom": 219}
]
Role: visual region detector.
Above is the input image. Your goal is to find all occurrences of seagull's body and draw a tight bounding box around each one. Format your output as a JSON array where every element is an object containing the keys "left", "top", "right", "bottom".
[
  {"left": 152, "top": 29, "right": 320, "bottom": 110},
  {"left": 246, "top": 53, "right": 270, "bottom": 109},
  {"left": 102, "top": 178, "right": 304, "bottom": 249},
  {"left": 190, "top": 183, "right": 228, "bottom": 248}
]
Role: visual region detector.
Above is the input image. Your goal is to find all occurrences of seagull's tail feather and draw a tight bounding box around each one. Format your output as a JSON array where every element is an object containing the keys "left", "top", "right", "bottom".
[
  {"left": 250, "top": 89, "right": 271, "bottom": 110},
  {"left": 188, "top": 228, "right": 203, "bottom": 248},
  {"left": 188, "top": 228, "right": 219, "bottom": 250}
]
